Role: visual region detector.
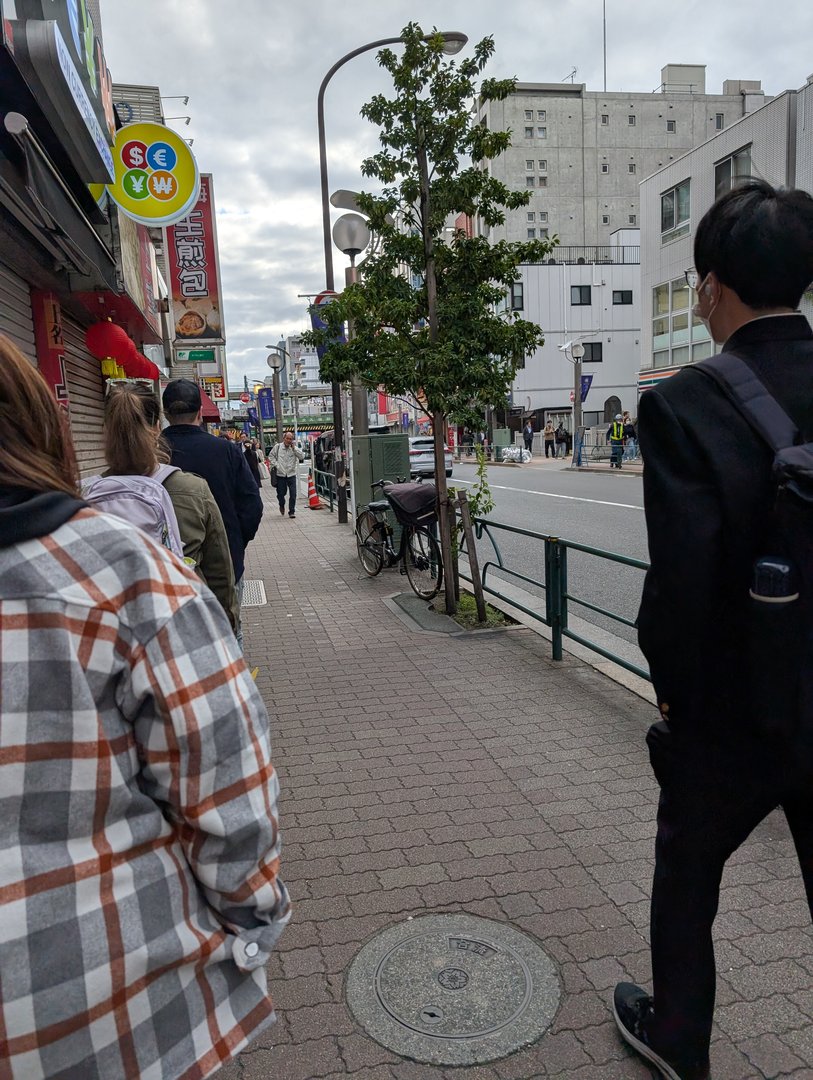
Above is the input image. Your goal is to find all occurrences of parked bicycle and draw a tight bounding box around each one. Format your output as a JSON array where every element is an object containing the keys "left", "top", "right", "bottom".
[{"left": 355, "top": 479, "right": 443, "bottom": 600}]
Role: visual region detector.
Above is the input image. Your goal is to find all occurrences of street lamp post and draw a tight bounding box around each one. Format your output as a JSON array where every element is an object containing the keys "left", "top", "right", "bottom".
[
  {"left": 571, "top": 341, "right": 585, "bottom": 433},
  {"left": 264, "top": 347, "right": 285, "bottom": 443},
  {"left": 317, "top": 30, "right": 467, "bottom": 523}
]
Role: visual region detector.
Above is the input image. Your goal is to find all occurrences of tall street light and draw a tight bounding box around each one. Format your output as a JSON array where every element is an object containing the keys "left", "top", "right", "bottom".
[
  {"left": 264, "top": 346, "right": 285, "bottom": 444},
  {"left": 317, "top": 29, "right": 467, "bottom": 523}
]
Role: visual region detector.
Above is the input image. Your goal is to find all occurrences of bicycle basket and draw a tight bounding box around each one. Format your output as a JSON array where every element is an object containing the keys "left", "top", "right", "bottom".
[{"left": 385, "top": 482, "right": 437, "bottom": 526}]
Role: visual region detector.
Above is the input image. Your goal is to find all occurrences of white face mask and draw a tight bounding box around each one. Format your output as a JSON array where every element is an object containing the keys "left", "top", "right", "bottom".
[{"left": 692, "top": 274, "right": 719, "bottom": 343}]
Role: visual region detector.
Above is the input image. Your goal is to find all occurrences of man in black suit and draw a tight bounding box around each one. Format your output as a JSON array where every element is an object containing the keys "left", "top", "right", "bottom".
[{"left": 613, "top": 181, "right": 813, "bottom": 1080}]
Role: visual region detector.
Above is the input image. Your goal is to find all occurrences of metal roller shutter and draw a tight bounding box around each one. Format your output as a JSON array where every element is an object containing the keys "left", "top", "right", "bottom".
[
  {"left": 0, "top": 262, "right": 36, "bottom": 360},
  {"left": 63, "top": 317, "right": 107, "bottom": 477}
]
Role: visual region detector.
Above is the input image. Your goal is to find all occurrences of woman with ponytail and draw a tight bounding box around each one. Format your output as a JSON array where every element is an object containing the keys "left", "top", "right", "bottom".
[
  {"left": 84, "top": 380, "right": 238, "bottom": 629},
  {"left": 0, "top": 336, "right": 289, "bottom": 1078}
]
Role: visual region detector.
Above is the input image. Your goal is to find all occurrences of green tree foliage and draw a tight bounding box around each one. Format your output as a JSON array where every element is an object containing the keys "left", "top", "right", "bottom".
[{"left": 306, "top": 23, "right": 556, "bottom": 423}]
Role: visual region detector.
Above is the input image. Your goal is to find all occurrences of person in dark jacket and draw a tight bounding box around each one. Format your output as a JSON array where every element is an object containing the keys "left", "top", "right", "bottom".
[
  {"left": 162, "top": 380, "right": 263, "bottom": 649},
  {"left": 241, "top": 436, "right": 262, "bottom": 487},
  {"left": 613, "top": 181, "right": 813, "bottom": 1080}
]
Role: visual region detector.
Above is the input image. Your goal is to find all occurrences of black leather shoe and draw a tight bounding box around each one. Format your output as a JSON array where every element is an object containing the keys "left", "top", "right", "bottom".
[{"left": 613, "top": 983, "right": 710, "bottom": 1080}]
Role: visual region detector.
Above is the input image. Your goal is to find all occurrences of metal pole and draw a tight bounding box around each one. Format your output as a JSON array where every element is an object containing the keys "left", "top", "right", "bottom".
[
  {"left": 346, "top": 263, "right": 369, "bottom": 436},
  {"left": 272, "top": 370, "right": 283, "bottom": 444},
  {"left": 603, "top": 0, "right": 607, "bottom": 92},
  {"left": 573, "top": 354, "right": 583, "bottom": 432}
]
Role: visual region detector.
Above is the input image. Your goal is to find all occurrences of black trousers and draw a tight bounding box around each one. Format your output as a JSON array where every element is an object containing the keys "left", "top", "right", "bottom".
[
  {"left": 544, "top": 440, "right": 555, "bottom": 457},
  {"left": 646, "top": 722, "right": 813, "bottom": 1063},
  {"left": 276, "top": 474, "right": 297, "bottom": 513}
]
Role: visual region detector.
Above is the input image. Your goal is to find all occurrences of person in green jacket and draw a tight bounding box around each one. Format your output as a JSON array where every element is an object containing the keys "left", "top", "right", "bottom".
[{"left": 98, "top": 382, "right": 238, "bottom": 630}]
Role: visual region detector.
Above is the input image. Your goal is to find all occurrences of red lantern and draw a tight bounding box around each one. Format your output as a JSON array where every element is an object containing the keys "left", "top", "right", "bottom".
[{"left": 85, "top": 321, "right": 131, "bottom": 361}]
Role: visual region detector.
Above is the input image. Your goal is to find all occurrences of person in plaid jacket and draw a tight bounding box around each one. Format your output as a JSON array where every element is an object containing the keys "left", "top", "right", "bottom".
[{"left": 0, "top": 338, "right": 290, "bottom": 1079}]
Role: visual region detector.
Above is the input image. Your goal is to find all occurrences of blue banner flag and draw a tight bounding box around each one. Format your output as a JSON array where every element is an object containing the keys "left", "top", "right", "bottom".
[
  {"left": 257, "top": 387, "right": 275, "bottom": 421},
  {"left": 580, "top": 374, "right": 594, "bottom": 403}
]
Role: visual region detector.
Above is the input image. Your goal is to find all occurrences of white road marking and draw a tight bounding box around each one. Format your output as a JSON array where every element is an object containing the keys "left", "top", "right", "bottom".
[{"left": 451, "top": 477, "right": 644, "bottom": 511}]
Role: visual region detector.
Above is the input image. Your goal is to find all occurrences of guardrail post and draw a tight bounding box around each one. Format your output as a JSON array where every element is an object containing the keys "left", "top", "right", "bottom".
[{"left": 546, "top": 538, "right": 564, "bottom": 661}]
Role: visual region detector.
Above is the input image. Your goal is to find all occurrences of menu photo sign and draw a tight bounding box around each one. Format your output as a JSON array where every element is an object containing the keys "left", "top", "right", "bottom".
[{"left": 165, "top": 174, "right": 225, "bottom": 345}]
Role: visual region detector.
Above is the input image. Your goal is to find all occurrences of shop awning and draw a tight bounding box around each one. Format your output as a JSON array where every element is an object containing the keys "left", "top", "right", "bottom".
[{"left": 200, "top": 387, "right": 220, "bottom": 423}]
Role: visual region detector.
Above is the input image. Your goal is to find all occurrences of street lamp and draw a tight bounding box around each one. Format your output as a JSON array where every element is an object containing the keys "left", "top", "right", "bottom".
[
  {"left": 333, "top": 213, "right": 371, "bottom": 437},
  {"left": 317, "top": 29, "right": 468, "bottom": 523},
  {"left": 264, "top": 346, "right": 285, "bottom": 443}
]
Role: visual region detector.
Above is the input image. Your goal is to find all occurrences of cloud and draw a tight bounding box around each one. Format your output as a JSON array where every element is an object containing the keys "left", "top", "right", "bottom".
[{"left": 100, "top": 0, "right": 813, "bottom": 384}]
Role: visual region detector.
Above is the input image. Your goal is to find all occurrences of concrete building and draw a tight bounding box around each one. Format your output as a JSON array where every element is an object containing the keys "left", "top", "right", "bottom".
[
  {"left": 511, "top": 232, "right": 641, "bottom": 429},
  {"left": 477, "top": 65, "right": 767, "bottom": 249},
  {"left": 639, "top": 75, "right": 813, "bottom": 393}
]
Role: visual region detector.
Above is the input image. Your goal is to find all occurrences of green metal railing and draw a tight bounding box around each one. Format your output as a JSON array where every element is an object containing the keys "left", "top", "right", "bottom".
[
  {"left": 459, "top": 516, "right": 651, "bottom": 681},
  {"left": 312, "top": 468, "right": 336, "bottom": 512}
]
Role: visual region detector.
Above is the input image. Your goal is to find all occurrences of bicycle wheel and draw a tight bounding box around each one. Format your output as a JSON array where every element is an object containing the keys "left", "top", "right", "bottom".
[
  {"left": 404, "top": 525, "right": 443, "bottom": 600},
  {"left": 356, "top": 510, "right": 384, "bottom": 576}
]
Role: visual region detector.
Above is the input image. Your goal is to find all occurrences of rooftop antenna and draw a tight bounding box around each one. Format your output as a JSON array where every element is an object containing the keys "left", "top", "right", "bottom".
[{"left": 562, "top": 67, "right": 577, "bottom": 83}]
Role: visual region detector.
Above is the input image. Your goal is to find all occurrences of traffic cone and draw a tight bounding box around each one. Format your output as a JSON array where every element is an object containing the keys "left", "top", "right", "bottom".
[{"left": 307, "top": 475, "right": 322, "bottom": 510}]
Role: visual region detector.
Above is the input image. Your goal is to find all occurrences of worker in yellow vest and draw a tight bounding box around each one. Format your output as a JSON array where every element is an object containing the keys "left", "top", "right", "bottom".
[{"left": 607, "top": 413, "right": 626, "bottom": 469}]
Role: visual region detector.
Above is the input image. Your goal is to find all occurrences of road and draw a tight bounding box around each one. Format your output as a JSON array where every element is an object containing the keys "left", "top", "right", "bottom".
[{"left": 449, "top": 459, "right": 648, "bottom": 667}]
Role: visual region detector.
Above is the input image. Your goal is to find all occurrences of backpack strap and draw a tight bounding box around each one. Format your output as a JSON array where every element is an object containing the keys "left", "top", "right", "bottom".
[
  {"left": 152, "top": 463, "right": 180, "bottom": 485},
  {"left": 695, "top": 353, "right": 799, "bottom": 453}
]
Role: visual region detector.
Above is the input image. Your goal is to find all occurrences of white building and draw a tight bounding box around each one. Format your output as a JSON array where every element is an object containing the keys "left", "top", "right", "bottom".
[
  {"left": 639, "top": 75, "right": 813, "bottom": 393},
  {"left": 512, "top": 231, "right": 641, "bottom": 427},
  {"left": 478, "top": 65, "right": 767, "bottom": 249}
]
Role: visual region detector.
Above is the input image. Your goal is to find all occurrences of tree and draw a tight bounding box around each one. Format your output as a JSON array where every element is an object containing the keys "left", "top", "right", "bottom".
[{"left": 307, "top": 23, "right": 556, "bottom": 614}]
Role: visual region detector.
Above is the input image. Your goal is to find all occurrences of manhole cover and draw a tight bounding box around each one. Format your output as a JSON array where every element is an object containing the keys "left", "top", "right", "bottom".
[
  {"left": 241, "top": 580, "right": 267, "bottom": 607},
  {"left": 345, "top": 914, "right": 560, "bottom": 1066}
]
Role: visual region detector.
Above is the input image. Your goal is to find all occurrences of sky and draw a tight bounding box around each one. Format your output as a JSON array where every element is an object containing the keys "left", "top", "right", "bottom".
[{"left": 100, "top": 0, "right": 813, "bottom": 385}]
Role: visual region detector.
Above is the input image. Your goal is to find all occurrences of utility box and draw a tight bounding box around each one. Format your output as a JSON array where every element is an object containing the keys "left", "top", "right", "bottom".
[
  {"left": 492, "top": 426, "right": 512, "bottom": 461},
  {"left": 351, "top": 434, "right": 410, "bottom": 510}
]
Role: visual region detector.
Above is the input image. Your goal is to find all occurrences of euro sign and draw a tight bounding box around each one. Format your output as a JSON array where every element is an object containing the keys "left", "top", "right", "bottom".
[{"left": 153, "top": 148, "right": 167, "bottom": 167}]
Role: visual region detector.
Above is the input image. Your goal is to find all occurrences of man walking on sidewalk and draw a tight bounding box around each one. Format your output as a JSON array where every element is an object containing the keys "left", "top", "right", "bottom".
[
  {"left": 270, "top": 431, "right": 305, "bottom": 518},
  {"left": 613, "top": 181, "right": 813, "bottom": 1080},
  {"left": 162, "top": 380, "right": 263, "bottom": 649}
]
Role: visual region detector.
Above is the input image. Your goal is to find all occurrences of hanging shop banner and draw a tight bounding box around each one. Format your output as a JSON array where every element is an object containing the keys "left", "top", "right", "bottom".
[
  {"left": 201, "top": 375, "right": 225, "bottom": 400},
  {"left": 106, "top": 121, "right": 200, "bottom": 226},
  {"left": 165, "top": 174, "right": 225, "bottom": 344},
  {"left": 30, "top": 290, "right": 69, "bottom": 406}
]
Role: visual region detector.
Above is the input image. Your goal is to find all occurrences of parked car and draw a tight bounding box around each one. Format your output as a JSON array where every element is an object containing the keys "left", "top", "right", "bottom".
[{"left": 409, "top": 436, "right": 453, "bottom": 479}]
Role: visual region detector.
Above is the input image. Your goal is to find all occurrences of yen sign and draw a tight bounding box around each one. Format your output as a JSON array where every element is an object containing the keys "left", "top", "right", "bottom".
[{"left": 146, "top": 142, "right": 177, "bottom": 172}]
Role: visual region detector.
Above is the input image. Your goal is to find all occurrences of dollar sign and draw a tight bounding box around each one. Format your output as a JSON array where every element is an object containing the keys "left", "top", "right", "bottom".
[{"left": 129, "top": 146, "right": 144, "bottom": 166}]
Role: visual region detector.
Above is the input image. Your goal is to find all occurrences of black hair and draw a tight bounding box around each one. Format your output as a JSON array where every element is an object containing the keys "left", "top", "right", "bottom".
[{"left": 694, "top": 179, "right": 813, "bottom": 309}]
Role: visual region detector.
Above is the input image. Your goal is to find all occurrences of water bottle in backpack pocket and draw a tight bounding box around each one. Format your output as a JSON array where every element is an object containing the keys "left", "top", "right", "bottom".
[{"left": 747, "top": 555, "right": 803, "bottom": 739}]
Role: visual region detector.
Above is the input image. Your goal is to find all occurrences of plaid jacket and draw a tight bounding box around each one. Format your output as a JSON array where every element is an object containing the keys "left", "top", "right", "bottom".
[{"left": 0, "top": 505, "right": 290, "bottom": 1079}]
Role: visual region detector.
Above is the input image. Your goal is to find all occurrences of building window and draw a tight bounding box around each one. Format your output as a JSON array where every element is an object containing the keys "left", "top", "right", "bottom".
[
  {"left": 661, "top": 178, "right": 690, "bottom": 243},
  {"left": 613, "top": 290, "right": 633, "bottom": 305},
  {"left": 525, "top": 109, "right": 533, "bottom": 121},
  {"left": 601, "top": 163, "right": 609, "bottom": 173},
  {"left": 527, "top": 228, "right": 536, "bottom": 239},
  {"left": 539, "top": 211, "right": 549, "bottom": 222},
  {"left": 526, "top": 175, "right": 536, "bottom": 188},
  {"left": 602, "top": 215, "right": 610, "bottom": 224},
  {"left": 628, "top": 163, "right": 636, "bottom": 174},
  {"left": 666, "top": 119, "right": 677, "bottom": 133},
  {"left": 540, "top": 228, "right": 549, "bottom": 238},
  {"left": 583, "top": 342, "right": 603, "bottom": 362},
  {"left": 526, "top": 158, "right": 534, "bottom": 170},
  {"left": 601, "top": 113, "right": 609, "bottom": 125},
  {"left": 537, "top": 109, "right": 546, "bottom": 121},
  {"left": 571, "top": 285, "right": 592, "bottom": 305},
  {"left": 511, "top": 282, "right": 524, "bottom": 311},
  {"left": 652, "top": 276, "right": 709, "bottom": 367},
  {"left": 714, "top": 146, "right": 751, "bottom": 198},
  {"left": 525, "top": 126, "right": 534, "bottom": 138},
  {"left": 628, "top": 114, "right": 636, "bottom": 126},
  {"left": 715, "top": 112, "right": 725, "bottom": 130},
  {"left": 537, "top": 126, "right": 547, "bottom": 138},
  {"left": 527, "top": 211, "right": 535, "bottom": 222},
  {"left": 538, "top": 159, "right": 547, "bottom": 170},
  {"left": 629, "top": 214, "right": 637, "bottom": 225},
  {"left": 538, "top": 176, "right": 547, "bottom": 187}
]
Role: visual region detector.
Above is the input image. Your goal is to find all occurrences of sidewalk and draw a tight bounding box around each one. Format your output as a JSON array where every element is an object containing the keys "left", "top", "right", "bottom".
[{"left": 220, "top": 489, "right": 812, "bottom": 1080}]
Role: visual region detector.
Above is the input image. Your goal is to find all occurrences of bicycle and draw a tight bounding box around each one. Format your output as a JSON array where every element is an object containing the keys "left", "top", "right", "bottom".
[{"left": 355, "top": 479, "right": 443, "bottom": 600}]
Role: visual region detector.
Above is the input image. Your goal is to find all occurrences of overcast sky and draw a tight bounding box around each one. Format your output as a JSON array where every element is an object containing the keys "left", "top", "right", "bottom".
[{"left": 100, "top": 0, "right": 813, "bottom": 384}]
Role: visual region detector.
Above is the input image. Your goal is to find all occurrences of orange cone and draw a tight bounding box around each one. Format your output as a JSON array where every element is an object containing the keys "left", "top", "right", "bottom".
[{"left": 307, "top": 475, "right": 322, "bottom": 510}]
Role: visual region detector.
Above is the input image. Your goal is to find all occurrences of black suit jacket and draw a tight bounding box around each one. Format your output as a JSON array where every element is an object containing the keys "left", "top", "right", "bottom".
[
  {"left": 637, "top": 314, "right": 813, "bottom": 733},
  {"left": 162, "top": 426, "right": 263, "bottom": 581}
]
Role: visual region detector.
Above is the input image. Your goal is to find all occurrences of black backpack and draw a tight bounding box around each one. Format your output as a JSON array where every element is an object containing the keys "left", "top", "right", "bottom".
[{"left": 696, "top": 354, "right": 813, "bottom": 745}]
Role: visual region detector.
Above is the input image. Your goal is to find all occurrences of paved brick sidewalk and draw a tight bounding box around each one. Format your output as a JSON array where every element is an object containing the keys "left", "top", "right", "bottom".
[{"left": 219, "top": 490, "right": 812, "bottom": 1080}]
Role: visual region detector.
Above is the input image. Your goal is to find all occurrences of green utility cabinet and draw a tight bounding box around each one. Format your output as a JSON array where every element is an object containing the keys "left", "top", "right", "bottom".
[
  {"left": 492, "top": 427, "right": 512, "bottom": 460},
  {"left": 351, "top": 434, "right": 410, "bottom": 509}
]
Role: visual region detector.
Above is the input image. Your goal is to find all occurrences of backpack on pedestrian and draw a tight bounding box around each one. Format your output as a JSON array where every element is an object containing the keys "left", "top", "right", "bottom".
[
  {"left": 82, "top": 464, "right": 185, "bottom": 559},
  {"left": 697, "top": 354, "right": 813, "bottom": 745}
]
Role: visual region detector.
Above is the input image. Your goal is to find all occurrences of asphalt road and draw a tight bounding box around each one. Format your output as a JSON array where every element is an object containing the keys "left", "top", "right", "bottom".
[{"left": 449, "top": 460, "right": 648, "bottom": 662}]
